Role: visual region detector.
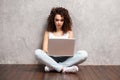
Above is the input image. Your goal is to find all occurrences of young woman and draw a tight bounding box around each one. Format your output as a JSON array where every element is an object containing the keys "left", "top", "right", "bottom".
[{"left": 35, "top": 7, "right": 88, "bottom": 73}]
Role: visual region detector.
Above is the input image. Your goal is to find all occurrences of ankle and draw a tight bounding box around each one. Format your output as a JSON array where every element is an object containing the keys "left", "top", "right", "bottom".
[{"left": 61, "top": 67, "right": 64, "bottom": 72}]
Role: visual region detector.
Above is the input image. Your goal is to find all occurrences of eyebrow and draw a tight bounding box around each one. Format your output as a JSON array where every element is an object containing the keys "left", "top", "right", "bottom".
[{"left": 55, "top": 19, "right": 64, "bottom": 20}]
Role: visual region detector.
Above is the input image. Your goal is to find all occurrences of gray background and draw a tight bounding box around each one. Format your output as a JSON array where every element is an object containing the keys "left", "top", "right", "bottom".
[{"left": 0, "top": 0, "right": 120, "bottom": 65}]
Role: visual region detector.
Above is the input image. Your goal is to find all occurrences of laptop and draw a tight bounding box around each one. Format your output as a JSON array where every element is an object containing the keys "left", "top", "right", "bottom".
[{"left": 48, "top": 39, "right": 75, "bottom": 56}]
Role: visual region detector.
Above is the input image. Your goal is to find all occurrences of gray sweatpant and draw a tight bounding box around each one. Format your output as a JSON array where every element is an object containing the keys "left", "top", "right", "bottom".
[{"left": 35, "top": 49, "right": 88, "bottom": 72}]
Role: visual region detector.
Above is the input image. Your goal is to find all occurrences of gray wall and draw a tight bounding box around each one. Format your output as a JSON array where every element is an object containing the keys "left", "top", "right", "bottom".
[{"left": 0, "top": 0, "right": 120, "bottom": 65}]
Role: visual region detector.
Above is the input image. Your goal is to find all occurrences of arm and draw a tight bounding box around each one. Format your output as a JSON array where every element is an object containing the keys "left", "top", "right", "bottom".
[
  {"left": 42, "top": 31, "right": 49, "bottom": 53},
  {"left": 68, "top": 31, "right": 74, "bottom": 38}
]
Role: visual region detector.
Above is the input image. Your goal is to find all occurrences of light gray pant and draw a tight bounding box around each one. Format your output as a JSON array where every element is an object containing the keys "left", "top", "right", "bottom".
[{"left": 35, "top": 49, "right": 88, "bottom": 72}]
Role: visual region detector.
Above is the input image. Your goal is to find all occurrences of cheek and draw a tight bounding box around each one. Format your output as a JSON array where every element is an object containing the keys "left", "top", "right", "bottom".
[
  {"left": 61, "top": 22, "right": 64, "bottom": 25},
  {"left": 55, "top": 22, "right": 58, "bottom": 25},
  {"left": 54, "top": 20, "right": 58, "bottom": 24}
]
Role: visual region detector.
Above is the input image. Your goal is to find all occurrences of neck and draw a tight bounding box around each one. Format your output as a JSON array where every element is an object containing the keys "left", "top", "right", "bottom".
[{"left": 56, "top": 29, "right": 62, "bottom": 32}]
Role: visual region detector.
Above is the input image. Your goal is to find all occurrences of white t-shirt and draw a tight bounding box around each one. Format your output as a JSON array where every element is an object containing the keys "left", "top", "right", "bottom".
[{"left": 49, "top": 32, "right": 69, "bottom": 39}]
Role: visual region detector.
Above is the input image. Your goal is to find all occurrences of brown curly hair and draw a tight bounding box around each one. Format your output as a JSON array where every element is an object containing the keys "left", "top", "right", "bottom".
[{"left": 47, "top": 7, "right": 72, "bottom": 33}]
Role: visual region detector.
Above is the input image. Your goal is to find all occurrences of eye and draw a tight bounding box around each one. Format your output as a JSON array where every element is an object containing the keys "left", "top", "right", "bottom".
[
  {"left": 55, "top": 19, "right": 59, "bottom": 21},
  {"left": 61, "top": 19, "right": 64, "bottom": 22}
]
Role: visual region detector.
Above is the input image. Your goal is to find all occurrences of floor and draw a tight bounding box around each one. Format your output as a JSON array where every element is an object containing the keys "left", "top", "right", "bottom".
[{"left": 0, "top": 65, "right": 120, "bottom": 80}]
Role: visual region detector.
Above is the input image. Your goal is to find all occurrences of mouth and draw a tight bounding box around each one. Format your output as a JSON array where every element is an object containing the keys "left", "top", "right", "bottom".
[
  {"left": 58, "top": 25, "right": 61, "bottom": 26},
  {"left": 57, "top": 25, "right": 61, "bottom": 27}
]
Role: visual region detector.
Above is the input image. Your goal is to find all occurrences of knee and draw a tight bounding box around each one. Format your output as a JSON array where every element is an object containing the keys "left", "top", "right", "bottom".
[
  {"left": 77, "top": 50, "right": 88, "bottom": 60},
  {"left": 34, "top": 49, "right": 43, "bottom": 57}
]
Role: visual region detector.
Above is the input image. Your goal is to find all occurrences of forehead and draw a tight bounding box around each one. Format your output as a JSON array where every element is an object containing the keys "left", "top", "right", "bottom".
[{"left": 54, "top": 14, "right": 64, "bottom": 19}]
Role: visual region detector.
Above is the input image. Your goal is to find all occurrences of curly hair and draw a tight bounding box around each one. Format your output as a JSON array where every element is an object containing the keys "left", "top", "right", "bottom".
[{"left": 47, "top": 7, "right": 72, "bottom": 33}]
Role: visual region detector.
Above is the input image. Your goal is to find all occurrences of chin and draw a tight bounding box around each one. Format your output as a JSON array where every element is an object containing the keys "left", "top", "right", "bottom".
[{"left": 57, "top": 26, "right": 62, "bottom": 29}]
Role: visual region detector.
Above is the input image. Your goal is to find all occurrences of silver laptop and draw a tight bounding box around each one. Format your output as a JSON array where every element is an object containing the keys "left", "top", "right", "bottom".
[{"left": 48, "top": 39, "right": 75, "bottom": 56}]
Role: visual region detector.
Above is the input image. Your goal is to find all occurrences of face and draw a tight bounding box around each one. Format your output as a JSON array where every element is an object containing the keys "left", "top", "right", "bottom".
[{"left": 54, "top": 14, "right": 64, "bottom": 30}]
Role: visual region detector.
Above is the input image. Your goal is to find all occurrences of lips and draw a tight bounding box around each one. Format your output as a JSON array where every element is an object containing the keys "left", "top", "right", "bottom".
[{"left": 58, "top": 25, "right": 61, "bottom": 26}]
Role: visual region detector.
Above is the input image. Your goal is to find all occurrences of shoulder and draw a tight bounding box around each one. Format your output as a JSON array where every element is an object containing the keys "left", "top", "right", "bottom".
[
  {"left": 44, "top": 31, "right": 49, "bottom": 35},
  {"left": 67, "top": 30, "right": 74, "bottom": 38},
  {"left": 44, "top": 31, "right": 49, "bottom": 37},
  {"left": 68, "top": 31, "right": 73, "bottom": 35},
  {"left": 45, "top": 31, "right": 49, "bottom": 34}
]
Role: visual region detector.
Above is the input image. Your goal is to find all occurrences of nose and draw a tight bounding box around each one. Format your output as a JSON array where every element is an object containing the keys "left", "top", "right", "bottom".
[
  {"left": 58, "top": 21, "right": 61, "bottom": 25},
  {"left": 58, "top": 20, "right": 61, "bottom": 23}
]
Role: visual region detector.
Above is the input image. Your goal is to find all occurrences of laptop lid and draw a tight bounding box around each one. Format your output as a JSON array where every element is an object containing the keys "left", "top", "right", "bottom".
[{"left": 48, "top": 39, "right": 75, "bottom": 56}]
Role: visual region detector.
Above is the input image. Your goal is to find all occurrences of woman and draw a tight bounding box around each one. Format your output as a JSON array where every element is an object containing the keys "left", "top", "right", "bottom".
[{"left": 35, "top": 7, "right": 88, "bottom": 73}]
